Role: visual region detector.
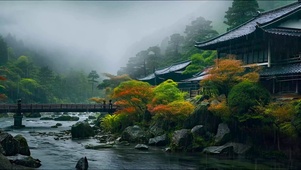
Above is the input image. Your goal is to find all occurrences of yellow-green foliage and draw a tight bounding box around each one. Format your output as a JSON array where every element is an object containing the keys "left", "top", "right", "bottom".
[
  {"left": 101, "top": 114, "right": 133, "bottom": 133},
  {"left": 152, "top": 79, "right": 186, "bottom": 105},
  {"left": 264, "top": 102, "right": 296, "bottom": 124}
]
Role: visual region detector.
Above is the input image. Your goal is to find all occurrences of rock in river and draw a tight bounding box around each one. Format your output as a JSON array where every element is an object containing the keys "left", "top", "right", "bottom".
[
  {"left": 76, "top": 157, "right": 88, "bottom": 170},
  {"left": 71, "top": 121, "right": 95, "bottom": 139},
  {"left": 171, "top": 129, "right": 193, "bottom": 151},
  {"left": 121, "top": 125, "right": 149, "bottom": 143},
  {"left": 14, "top": 134, "right": 30, "bottom": 156},
  {"left": 0, "top": 132, "right": 19, "bottom": 156},
  {"left": 148, "top": 134, "right": 167, "bottom": 146},
  {"left": 135, "top": 144, "right": 149, "bottom": 150},
  {"left": 54, "top": 115, "right": 79, "bottom": 121}
]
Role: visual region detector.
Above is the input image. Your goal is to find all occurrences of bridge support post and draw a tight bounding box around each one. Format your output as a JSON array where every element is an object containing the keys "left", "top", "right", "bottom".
[{"left": 13, "top": 99, "right": 24, "bottom": 128}]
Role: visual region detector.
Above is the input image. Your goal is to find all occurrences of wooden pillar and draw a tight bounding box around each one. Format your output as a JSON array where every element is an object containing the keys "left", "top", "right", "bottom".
[
  {"left": 268, "top": 40, "right": 271, "bottom": 67},
  {"left": 272, "top": 78, "right": 275, "bottom": 94},
  {"left": 296, "top": 81, "right": 299, "bottom": 94}
]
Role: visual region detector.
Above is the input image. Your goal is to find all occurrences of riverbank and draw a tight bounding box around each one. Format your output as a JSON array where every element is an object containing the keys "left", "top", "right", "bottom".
[{"left": 0, "top": 113, "right": 300, "bottom": 169}]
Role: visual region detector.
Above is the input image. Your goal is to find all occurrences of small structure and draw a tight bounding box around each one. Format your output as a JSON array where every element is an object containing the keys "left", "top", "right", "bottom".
[{"left": 195, "top": 1, "right": 301, "bottom": 96}]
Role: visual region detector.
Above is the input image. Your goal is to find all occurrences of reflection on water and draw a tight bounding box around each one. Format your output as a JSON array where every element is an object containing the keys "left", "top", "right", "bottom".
[{"left": 0, "top": 115, "right": 299, "bottom": 169}]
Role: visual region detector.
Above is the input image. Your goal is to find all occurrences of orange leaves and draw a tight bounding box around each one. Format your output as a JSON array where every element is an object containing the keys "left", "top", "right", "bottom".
[
  {"left": 208, "top": 100, "right": 231, "bottom": 119},
  {"left": 201, "top": 58, "right": 260, "bottom": 96},
  {"left": 0, "top": 76, "right": 6, "bottom": 81}
]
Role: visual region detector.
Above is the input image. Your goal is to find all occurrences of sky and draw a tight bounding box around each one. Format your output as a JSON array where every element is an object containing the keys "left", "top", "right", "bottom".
[{"left": 0, "top": 1, "right": 230, "bottom": 75}]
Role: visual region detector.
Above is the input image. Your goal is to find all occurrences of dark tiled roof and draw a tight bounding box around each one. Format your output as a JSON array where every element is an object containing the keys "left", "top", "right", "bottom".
[
  {"left": 260, "top": 63, "right": 301, "bottom": 76},
  {"left": 182, "top": 67, "right": 211, "bottom": 82},
  {"left": 138, "top": 60, "right": 191, "bottom": 81},
  {"left": 196, "top": 2, "right": 301, "bottom": 49},
  {"left": 155, "top": 60, "right": 191, "bottom": 75},
  {"left": 264, "top": 28, "right": 301, "bottom": 37}
]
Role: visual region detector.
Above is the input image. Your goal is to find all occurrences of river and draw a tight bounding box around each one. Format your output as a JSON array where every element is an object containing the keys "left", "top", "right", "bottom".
[{"left": 0, "top": 113, "right": 298, "bottom": 170}]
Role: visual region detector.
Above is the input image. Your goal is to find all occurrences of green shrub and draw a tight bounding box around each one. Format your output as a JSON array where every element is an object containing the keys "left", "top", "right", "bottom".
[
  {"left": 228, "top": 81, "right": 270, "bottom": 114},
  {"left": 101, "top": 113, "right": 133, "bottom": 133}
]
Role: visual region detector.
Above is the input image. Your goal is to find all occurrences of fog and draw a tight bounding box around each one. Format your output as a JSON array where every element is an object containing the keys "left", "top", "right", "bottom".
[{"left": 0, "top": 1, "right": 230, "bottom": 75}]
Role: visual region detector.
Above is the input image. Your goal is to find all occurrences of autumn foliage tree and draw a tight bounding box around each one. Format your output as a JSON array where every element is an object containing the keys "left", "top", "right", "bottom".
[
  {"left": 201, "top": 57, "right": 260, "bottom": 97},
  {"left": 148, "top": 79, "right": 194, "bottom": 130},
  {"left": 0, "top": 75, "right": 7, "bottom": 101},
  {"left": 112, "top": 80, "right": 153, "bottom": 122}
]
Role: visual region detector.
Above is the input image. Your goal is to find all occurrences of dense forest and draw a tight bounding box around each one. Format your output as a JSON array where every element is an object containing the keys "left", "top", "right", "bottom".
[{"left": 0, "top": 34, "right": 103, "bottom": 103}]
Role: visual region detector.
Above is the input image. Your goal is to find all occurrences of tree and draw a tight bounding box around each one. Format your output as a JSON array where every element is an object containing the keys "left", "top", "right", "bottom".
[
  {"left": 224, "top": 0, "right": 260, "bottom": 30},
  {"left": 112, "top": 80, "right": 153, "bottom": 122},
  {"left": 183, "top": 51, "right": 216, "bottom": 75},
  {"left": 183, "top": 16, "right": 218, "bottom": 58},
  {"left": 201, "top": 57, "right": 260, "bottom": 96},
  {"left": 0, "top": 36, "right": 8, "bottom": 66},
  {"left": 165, "top": 33, "right": 185, "bottom": 63},
  {"left": 0, "top": 74, "right": 7, "bottom": 101},
  {"left": 88, "top": 70, "right": 99, "bottom": 96}
]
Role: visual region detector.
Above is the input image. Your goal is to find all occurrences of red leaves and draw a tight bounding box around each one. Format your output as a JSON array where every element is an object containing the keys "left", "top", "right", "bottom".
[{"left": 0, "top": 76, "right": 6, "bottom": 81}]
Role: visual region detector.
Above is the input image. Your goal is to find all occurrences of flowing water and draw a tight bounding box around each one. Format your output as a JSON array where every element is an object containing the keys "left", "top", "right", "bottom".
[{"left": 0, "top": 113, "right": 299, "bottom": 170}]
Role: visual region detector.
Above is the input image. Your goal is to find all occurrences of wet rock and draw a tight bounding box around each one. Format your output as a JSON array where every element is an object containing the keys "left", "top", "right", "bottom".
[
  {"left": 71, "top": 122, "right": 95, "bottom": 139},
  {"left": 215, "top": 123, "right": 230, "bottom": 144},
  {"left": 8, "top": 155, "right": 41, "bottom": 168},
  {"left": 54, "top": 115, "right": 79, "bottom": 121},
  {"left": 164, "top": 147, "right": 171, "bottom": 152},
  {"left": 191, "top": 125, "right": 205, "bottom": 136},
  {"left": 56, "top": 123, "right": 62, "bottom": 126},
  {"left": 148, "top": 134, "right": 167, "bottom": 146},
  {"left": 85, "top": 143, "right": 114, "bottom": 149},
  {"left": 76, "top": 157, "right": 88, "bottom": 170},
  {"left": 14, "top": 135, "right": 30, "bottom": 156},
  {"left": 40, "top": 117, "right": 53, "bottom": 120},
  {"left": 149, "top": 123, "right": 164, "bottom": 136},
  {"left": 24, "top": 112, "right": 41, "bottom": 118},
  {"left": 135, "top": 144, "right": 148, "bottom": 150},
  {"left": 0, "top": 132, "right": 19, "bottom": 156},
  {"left": 51, "top": 125, "right": 58, "bottom": 128},
  {"left": 0, "top": 153, "right": 12, "bottom": 169},
  {"left": 171, "top": 129, "right": 193, "bottom": 151},
  {"left": 121, "top": 125, "right": 149, "bottom": 143},
  {"left": 88, "top": 116, "right": 96, "bottom": 119},
  {"left": 203, "top": 142, "right": 251, "bottom": 155}
]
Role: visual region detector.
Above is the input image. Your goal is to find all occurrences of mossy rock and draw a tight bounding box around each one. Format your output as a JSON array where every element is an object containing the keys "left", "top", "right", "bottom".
[
  {"left": 54, "top": 115, "right": 79, "bottom": 121},
  {"left": 71, "top": 121, "right": 95, "bottom": 139},
  {"left": 14, "top": 134, "right": 30, "bottom": 156}
]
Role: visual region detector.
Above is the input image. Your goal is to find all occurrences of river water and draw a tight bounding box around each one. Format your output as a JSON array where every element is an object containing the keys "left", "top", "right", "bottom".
[{"left": 0, "top": 113, "right": 298, "bottom": 170}]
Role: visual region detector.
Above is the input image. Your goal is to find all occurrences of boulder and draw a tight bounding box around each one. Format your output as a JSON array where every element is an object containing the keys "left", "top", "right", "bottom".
[
  {"left": 171, "top": 129, "right": 193, "bottom": 151},
  {"left": 191, "top": 125, "right": 205, "bottom": 136},
  {"left": 135, "top": 144, "right": 148, "bottom": 150},
  {"left": 71, "top": 122, "right": 95, "bottom": 139},
  {"left": 121, "top": 125, "right": 149, "bottom": 143},
  {"left": 14, "top": 135, "right": 30, "bottom": 156},
  {"left": 8, "top": 155, "right": 41, "bottom": 168},
  {"left": 56, "top": 123, "right": 62, "bottom": 126},
  {"left": 0, "top": 132, "right": 19, "bottom": 156},
  {"left": 88, "top": 116, "right": 96, "bottom": 119},
  {"left": 149, "top": 123, "right": 164, "bottom": 136},
  {"left": 203, "top": 142, "right": 251, "bottom": 155},
  {"left": 148, "top": 134, "right": 167, "bottom": 146},
  {"left": 215, "top": 123, "right": 230, "bottom": 144},
  {"left": 40, "top": 117, "right": 53, "bottom": 120},
  {"left": 24, "top": 112, "right": 41, "bottom": 118},
  {"left": 75, "top": 157, "right": 88, "bottom": 170},
  {"left": 54, "top": 115, "right": 79, "bottom": 121},
  {"left": 0, "top": 153, "right": 12, "bottom": 170}
]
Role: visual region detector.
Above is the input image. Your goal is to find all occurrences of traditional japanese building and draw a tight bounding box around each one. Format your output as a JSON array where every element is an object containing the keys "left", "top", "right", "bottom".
[
  {"left": 138, "top": 60, "right": 192, "bottom": 86},
  {"left": 195, "top": 1, "right": 301, "bottom": 96}
]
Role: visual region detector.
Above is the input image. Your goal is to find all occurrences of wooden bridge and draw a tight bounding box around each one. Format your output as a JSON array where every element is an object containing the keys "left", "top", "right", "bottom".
[{"left": 0, "top": 100, "right": 117, "bottom": 128}]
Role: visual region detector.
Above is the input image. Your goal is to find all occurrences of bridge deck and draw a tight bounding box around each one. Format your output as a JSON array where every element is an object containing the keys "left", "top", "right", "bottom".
[{"left": 0, "top": 104, "right": 117, "bottom": 113}]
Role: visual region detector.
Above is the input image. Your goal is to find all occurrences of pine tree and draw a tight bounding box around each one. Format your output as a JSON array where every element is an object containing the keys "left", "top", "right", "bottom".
[{"left": 224, "top": 0, "right": 260, "bottom": 30}]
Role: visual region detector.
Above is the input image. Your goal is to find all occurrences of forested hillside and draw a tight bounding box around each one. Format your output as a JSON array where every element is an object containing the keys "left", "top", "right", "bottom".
[{"left": 0, "top": 35, "right": 102, "bottom": 103}]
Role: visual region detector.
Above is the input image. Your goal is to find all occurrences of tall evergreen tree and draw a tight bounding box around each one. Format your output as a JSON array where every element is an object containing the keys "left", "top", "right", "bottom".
[
  {"left": 0, "top": 36, "right": 8, "bottom": 66},
  {"left": 224, "top": 0, "right": 260, "bottom": 30}
]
